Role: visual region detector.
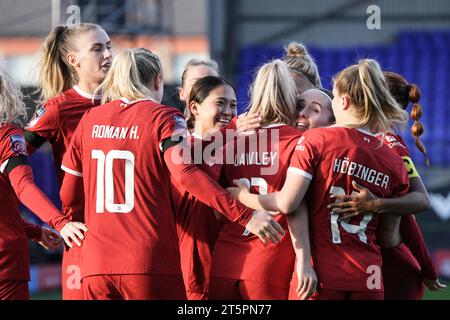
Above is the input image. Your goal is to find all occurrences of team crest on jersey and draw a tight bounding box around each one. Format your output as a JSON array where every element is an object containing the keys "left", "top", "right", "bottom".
[
  {"left": 10, "top": 134, "right": 27, "bottom": 156},
  {"left": 26, "top": 105, "right": 46, "bottom": 128}
]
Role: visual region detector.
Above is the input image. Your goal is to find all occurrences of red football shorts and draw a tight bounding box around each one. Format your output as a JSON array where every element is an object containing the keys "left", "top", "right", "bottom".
[
  {"left": 208, "top": 277, "right": 288, "bottom": 300},
  {"left": 62, "top": 246, "right": 83, "bottom": 300},
  {"left": 83, "top": 274, "right": 186, "bottom": 300}
]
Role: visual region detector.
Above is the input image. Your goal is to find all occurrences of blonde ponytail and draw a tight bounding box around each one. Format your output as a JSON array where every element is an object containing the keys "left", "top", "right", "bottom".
[
  {"left": 97, "top": 48, "right": 162, "bottom": 104},
  {"left": 248, "top": 59, "right": 297, "bottom": 127},
  {"left": 37, "top": 23, "right": 102, "bottom": 102},
  {"left": 334, "top": 59, "right": 409, "bottom": 134}
]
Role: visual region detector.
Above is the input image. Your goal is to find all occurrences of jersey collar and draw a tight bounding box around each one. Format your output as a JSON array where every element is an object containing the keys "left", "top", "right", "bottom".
[{"left": 73, "top": 85, "right": 102, "bottom": 100}]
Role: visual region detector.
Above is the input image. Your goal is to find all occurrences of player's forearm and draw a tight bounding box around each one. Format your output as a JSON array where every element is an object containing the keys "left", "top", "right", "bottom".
[
  {"left": 21, "top": 218, "right": 43, "bottom": 242},
  {"left": 164, "top": 146, "right": 253, "bottom": 226},
  {"left": 253, "top": 193, "right": 282, "bottom": 212},
  {"left": 235, "top": 192, "right": 266, "bottom": 211},
  {"left": 287, "top": 202, "right": 312, "bottom": 264},
  {"left": 400, "top": 215, "right": 437, "bottom": 280},
  {"left": 60, "top": 173, "right": 84, "bottom": 217},
  {"left": 369, "top": 191, "right": 429, "bottom": 216},
  {"left": 9, "top": 165, "right": 69, "bottom": 232}
]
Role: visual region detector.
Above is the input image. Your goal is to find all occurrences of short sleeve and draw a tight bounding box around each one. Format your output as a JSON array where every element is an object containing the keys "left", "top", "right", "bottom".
[
  {"left": 61, "top": 114, "right": 84, "bottom": 177},
  {"left": 287, "top": 129, "right": 323, "bottom": 180},
  {"left": 0, "top": 126, "right": 28, "bottom": 174},
  {"left": 25, "top": 103, "right": 59, "bottom": 140}
]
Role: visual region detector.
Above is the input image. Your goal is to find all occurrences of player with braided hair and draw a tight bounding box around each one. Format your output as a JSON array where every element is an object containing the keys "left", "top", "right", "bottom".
[{"left": 328, "top": 71, "right": 446, "bottom": 299}]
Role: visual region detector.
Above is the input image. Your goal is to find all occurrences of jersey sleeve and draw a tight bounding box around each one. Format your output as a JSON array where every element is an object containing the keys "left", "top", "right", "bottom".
[
  {"left": 402, "top": 155, "right": 421, "bottom": 179},
  {"left": 0, "top": 126, "right": 28, "bottom": 174},
  {"left": 158, "top": 110, "right": 189, "bottom": 151},
  {"left": 25, "top": 103, "right": 59, "bottom": 141},
  {"left": 391, "top": 157, "right": 410, "bottom": 197},
  {"left": 61, "top": 113, "right": 84, "bottom": 177},
  {"left": 400, "top": 214, "right": 438, "bottom": 280},
  {"left": 286, "top": 129, "right": 323, "bottom": 180}
]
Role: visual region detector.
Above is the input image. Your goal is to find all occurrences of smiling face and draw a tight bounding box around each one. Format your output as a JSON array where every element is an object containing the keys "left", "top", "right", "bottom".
[
  {"left": 68, "top": 27, "right": 112, "bottom": 86},
  {"left": 191, "top": 84, "right": 237, "bottom": 134},
  {"left": 296, "top": 89, "right": 335, "bottom": 130}
]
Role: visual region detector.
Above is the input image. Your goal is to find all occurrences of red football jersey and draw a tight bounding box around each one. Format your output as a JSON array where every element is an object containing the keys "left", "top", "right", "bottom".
[
  {"left": 381, "top": 131, "right": 437, "bottom": 279},
  {"left": 25, "top": 86, "right": 102, "bottom": 186},
  {"left": 211, "top": 124, "right": 304, "bottom": 288},
  {"left": 289, "top": 126, "right": 409, "bottom": 291},
  {"left": 62, "top": 98, "right": 188, "bottom": 278},
  {"left": 173, "top": 134, "right": 223, "bottom": 294},
  {"left": 26, "top": 86, "right": 101, "bottom": 225},
  {"left": 0, "top": 125, "right": 30, "bottom": 281}
]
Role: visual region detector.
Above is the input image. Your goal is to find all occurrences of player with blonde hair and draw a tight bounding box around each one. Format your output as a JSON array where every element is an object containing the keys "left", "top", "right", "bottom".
[
  {"left": 0, "top": 66, "right": 86, "bottom": 300},
  {"left": 60, "top": 48, "right": 284, "bottom": 300},
  {"left": 229, "top": 59, "right": 411, "bottom": 300},
  {"left": 24, "top": 23, "right": 112, "bottom": 299}
]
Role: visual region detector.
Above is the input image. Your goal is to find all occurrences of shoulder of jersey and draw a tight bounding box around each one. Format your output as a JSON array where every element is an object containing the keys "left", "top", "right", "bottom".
[
  {"left": 383, "top": 132, "right": 407, "bottom": 149},
  {"left": 0, "top": 123, "right": 23, "bottom": 140},
  {"left": 277, "top": 125, "right": 304, "bottom": 138},
  {"left": 45, "top": 89, "right": 79, "bottom": 107}
]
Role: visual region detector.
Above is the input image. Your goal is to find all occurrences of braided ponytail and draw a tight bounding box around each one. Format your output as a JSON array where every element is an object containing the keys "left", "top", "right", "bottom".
[
  {"left": 408, "top": 84, "right": 430, "bottom": 166},
  {"left": 384, "top": 71, "right": 430, "bottom": 166}
]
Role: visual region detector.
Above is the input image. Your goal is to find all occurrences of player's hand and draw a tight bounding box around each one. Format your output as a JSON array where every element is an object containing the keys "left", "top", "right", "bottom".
[
  {"left": 296, "top": 260, "right": 317, "bottom": 300},
  {"left": 245, "top": 211, "right": 285, "bottom": 245},
  {"left": 227, "top": 179, "right": 250, "bottom": 202},
  {"left": 236, "top": 112, "right": 261, "bottom": 136},
  {"left": 60, "top": 222, "right": 88, "bottom": 248},
  {"left": 423, "top": 278, "right": 447, "bottom": 291},
  {"left": 327, "top": 180, "right": 378, "bottom": 221},
  {"left": 38, "top": 227, "right": 63, "bottom": 250}
]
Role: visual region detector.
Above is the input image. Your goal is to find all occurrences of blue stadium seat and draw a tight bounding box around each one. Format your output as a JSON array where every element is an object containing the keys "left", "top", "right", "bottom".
[{"left": 237, "top": 30, "right": 450, "bottom": 165}]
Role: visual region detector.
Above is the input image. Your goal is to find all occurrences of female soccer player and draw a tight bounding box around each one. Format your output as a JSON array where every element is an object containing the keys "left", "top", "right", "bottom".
[
  {"left": 229, "top": 59, "right": 411, "bottom": 300},
  {"left": 24, "top": 23, "right": 112, "bottom": 299},
  {"left": 0, "top": 66, "right": 86, "bottom": 300},
  {"left": 328, "top": 71, "right": 446, "bottom": 299},
  {"left": 60, "top": 48, "right": 284, "bottom": 300},
  {"left": 209, "top": 59, "right": 317, "bottom": 300},
  {"left": 173, "top": 76, "right": 237, "bottom": 300}
]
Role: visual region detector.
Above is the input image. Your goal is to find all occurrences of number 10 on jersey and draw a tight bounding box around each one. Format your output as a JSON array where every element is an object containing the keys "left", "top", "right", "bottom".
[{"left": 92, "top": 150, "right": 135, "bottom": 213}]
